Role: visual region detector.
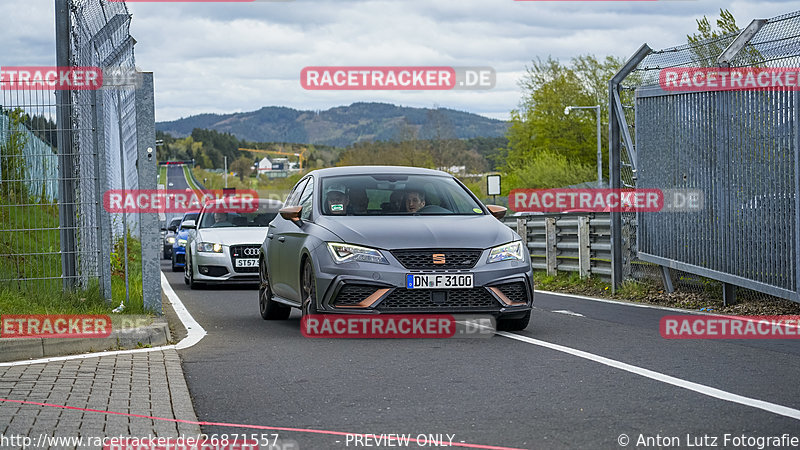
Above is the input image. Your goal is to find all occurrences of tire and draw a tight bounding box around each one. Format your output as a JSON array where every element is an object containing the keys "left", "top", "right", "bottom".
[
  {"left": 301, "top": 259, "right": 318, "bottom": 317},
  {"left": 259, "top": 258, "right": 290, "bottom": 320},
  {"left": 183, "top": 258, "right": 190, "bottom": 285},
  {"left": 497, "top": 311, "right": 531, "bottom": 332},
  {"left": 171, "top": 253, "right": 180, "bottom": 272},
  {"left": 186, "top": 253, "right": 203, "bottom": 289}
]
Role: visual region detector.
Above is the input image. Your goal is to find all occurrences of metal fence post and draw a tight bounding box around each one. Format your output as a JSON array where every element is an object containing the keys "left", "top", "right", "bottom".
[
  {"left": 55, "top": 0, "right": 77, "bottom": 290},
  {"left": 92, "top": 90, "right": 112, "bottom": 301},
  {"left": 516, "top": 218, "right": 527, "bottom": 245},
  {"left": 577, "top": 216, "right": 590, "bottom": 278},
  {"left": 135, "top": 72, "right": 161, "bottom": 314},
  {"left": 545, "top": 217, "right": 557, "bottom": 276}
]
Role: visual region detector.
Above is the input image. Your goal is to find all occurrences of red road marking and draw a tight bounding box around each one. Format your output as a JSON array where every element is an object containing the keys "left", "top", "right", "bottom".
[{"left": 0, "top": 397, "right": 527, "bottom": 450}]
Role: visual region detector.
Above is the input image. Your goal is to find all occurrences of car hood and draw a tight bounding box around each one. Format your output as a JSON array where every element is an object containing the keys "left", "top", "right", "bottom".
[
  {"left": 196, "top": 227, "right": 269, "bottom": 246},
  {"left": 316, "top": 215, "right": 515, "bottom": 250}
]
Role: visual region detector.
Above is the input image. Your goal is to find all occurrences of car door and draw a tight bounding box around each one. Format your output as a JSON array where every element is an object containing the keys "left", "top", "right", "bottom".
[
  {"left": 282, "top": 176, "right": 315, "bottom": 301},
  {"left": 268, "top": 177, "right": 308, "bottom": 300}
]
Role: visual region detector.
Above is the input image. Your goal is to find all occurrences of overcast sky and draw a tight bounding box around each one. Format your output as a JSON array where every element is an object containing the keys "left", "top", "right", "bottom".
[{"left": 3, "top": 0, "right": 799, "bottom": 122}]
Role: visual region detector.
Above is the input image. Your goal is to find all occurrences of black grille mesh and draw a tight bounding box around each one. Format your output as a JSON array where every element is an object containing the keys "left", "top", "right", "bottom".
[
  {"left": 377, "top": 288, "right": 498, "bottom": 310},
  {"left": 496, "top": 282, "right": 529, "bottom": 304},
  {"left": 391, "top": 249, "right": 482, "bottom": 269},
  {"left": 334, "top": 285, "right": 379, "bottom": 306}
]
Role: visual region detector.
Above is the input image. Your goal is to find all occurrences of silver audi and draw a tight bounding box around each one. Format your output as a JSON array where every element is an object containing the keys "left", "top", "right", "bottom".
[{"left": 184, "top": 197, "right": 283, "bottom": 288}]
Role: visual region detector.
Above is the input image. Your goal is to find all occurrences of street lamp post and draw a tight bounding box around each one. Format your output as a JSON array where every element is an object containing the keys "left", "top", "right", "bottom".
[{"left": 565, "top": 105, "right": 602, "bottom": 185}]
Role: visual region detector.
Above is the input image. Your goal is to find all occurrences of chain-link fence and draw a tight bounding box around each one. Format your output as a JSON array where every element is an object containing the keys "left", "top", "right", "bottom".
[
  {"left": 0, "top": 0, "right": 160, "bottom": 313},
  {"left": 610, "top": 9, "right": 800, "bottom": 305}
]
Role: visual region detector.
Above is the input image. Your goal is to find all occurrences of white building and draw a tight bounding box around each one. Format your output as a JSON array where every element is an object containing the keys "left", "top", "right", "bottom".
[{"left": 257, "top": 156, "right": 272, "bottom": 173}]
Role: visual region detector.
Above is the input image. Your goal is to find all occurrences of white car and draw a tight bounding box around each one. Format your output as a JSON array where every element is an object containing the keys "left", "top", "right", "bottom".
[{"left": 184, "top": 197, "right": 283, "bottom": 288}]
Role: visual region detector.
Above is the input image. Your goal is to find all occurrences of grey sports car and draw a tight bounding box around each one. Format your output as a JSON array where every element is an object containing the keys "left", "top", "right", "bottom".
[{"left": 258, "top": 166, "right": 534, "bottom": 331}]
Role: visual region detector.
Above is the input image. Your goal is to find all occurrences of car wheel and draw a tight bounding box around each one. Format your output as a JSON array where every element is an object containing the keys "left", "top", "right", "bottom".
[
  {"left": 259, "top": 258, "right": 290, "bottom": 320},
  {"left": 171, "top": 253, "right": 180, "bottom": 272},
  {"left": 187, "top": 254, "right": 203, "bottom": 290},
  {"left": 301, "top": 259, "right": 318, "bottom": 317},
  {"left": 497, "top": 311, "right": 531, "bottom": 332},
  {"left": 183, "top": 258, "right": 190, "bottom": 285}
]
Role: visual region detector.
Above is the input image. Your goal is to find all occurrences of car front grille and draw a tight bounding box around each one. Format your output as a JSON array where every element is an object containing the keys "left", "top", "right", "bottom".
[
  {"left": 376, "top": 288, "right": 499, "bottom": 310},
  {"left": 494, "top": 282, "right": 530, "bottom": 305},
  {"left": 391, "top": 249, "right": 482, "bottom": 269},
  {"left": 333, "top": 285, "right": 382, "bottom": 306},
  {"left": 230, "top": 245, "right": 260, "bottom": 273}
]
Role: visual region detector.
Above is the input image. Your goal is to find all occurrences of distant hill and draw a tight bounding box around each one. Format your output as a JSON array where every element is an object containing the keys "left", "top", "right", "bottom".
[{"left": 156, "top": 102, "right": 508, "bottom": 147}]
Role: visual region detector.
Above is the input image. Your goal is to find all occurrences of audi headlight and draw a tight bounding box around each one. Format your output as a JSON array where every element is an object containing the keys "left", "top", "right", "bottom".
[
  {"left": 177, "top": 239, "right": 187, "bottom": 247},
  {"left": 327, "top": 242, "right": 388, "bottom": 265},
  {"left": 487, "top": 241, "right": 524, "bottom": 264},
  {"left": 198, "top": 242, "right": 223, "bottom": 253},
  {"left": 165, "top": 236, "right": 175, "bottom": 244}
]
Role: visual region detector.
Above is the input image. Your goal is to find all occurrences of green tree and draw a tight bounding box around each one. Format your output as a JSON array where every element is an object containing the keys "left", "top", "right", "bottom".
[
  {"left": 0, "top": 108, "right": 30, "bottom": 203},
  {"left": 503, "top": 55, "right": 622, "bottom": 189},
  {"left": 230, "top": 156, "right": 253, "bottom": 182}
]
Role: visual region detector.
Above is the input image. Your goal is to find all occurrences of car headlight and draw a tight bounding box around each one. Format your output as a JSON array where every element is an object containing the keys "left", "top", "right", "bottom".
[
  {"left": 327, "top": 242, "right": 388, "bottom": 265},
  {"left": 197, "top": 242, "right": 223, "bottom": 253},
  {"left": 166, "top": 236, "right": 175, "bottom": 244},
  {"left": 177, "top": 239, "right": 187, "bottom": 247},
  {"left": 487, "top": 241, "right": 524, "bottom": 264}
]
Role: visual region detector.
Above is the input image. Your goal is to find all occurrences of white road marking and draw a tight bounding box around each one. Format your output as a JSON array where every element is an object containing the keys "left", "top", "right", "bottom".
[
  {"left": 0, "top": 271, "right": 206, "bottom": 367},
  {"left": 552, "top": 310, "right": 584, "bottom": 317},
  {"left": 537, "top": 289, "right": 712, "bottom": 315},
  {"left": 497, "top": 331, "right": 800, "bottom": 421}
]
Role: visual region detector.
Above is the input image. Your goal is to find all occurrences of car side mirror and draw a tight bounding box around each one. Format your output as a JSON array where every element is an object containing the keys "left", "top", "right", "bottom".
[
  {"left": 486, "top": 205, "right": 507, "bottom": 220},
  {"left": 279, "top": 206, "right": 303, "bottom": 226},
  {"left": 182, "top": 220, "right": 196, "bottom": 229}
]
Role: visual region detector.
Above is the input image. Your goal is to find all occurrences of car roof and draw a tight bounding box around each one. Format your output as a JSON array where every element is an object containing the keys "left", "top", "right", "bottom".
[{"left": 305, "top": 165, "right": 453, "bottom": 178}]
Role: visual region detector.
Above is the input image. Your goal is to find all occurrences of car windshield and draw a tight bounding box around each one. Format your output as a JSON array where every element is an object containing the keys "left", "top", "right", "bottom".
[
  {"left": 180, "top": 213, "right": 198, "bottom": 227},
  {"left": 198, "top": 203, "right": 278, "bottom": 228},
  {"left": 320, "top": 174, "right": 485, "bottom": 216}
]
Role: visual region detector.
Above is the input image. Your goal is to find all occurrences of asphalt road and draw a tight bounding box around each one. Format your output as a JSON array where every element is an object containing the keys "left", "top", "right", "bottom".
[
  {"left": 160, "top": 166, "right": 800, "bottom": 449},
  {"left": 162, "top": 267, "right": 800, "bottom": 449},
  {"left": 162, "top": 164, "right": 200, "bottom": 223}
]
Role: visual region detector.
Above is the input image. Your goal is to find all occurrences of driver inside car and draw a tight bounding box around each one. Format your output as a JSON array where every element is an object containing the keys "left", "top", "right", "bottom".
[{"left": 405, "top": 189, "right": 426, "bottom": 213}]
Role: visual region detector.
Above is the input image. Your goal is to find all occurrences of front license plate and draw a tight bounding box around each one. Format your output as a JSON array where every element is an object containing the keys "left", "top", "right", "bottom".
[
  {"left": 235, "top": 258, "right": 259, "bottom": 268},
  {"left": 406, "top": 274, "right": 473, "bottom": 289}
]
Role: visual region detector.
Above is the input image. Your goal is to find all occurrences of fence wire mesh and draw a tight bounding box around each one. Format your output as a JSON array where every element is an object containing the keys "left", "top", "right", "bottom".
[
  {"left": 0, "top": 0, "right": 148, "bottom": 311},
  {"left": 615, "top": 9, "right": 800, "bottom": 306}
]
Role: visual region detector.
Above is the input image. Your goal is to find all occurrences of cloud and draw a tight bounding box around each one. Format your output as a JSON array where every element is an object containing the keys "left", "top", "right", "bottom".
[{"left": 3, "top": 0, "right": 799, "bottom": 121}]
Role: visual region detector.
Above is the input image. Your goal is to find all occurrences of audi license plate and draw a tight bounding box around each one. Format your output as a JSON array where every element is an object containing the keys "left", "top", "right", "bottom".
[
  {"left": 235, "top": 258, "right": 259, "bottom": 268},
  {"left": 406, "top": 274, "right": 473, "bottom": 289}
]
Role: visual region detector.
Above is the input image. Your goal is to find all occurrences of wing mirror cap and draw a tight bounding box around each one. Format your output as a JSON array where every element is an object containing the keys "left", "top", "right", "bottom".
[{"left": 486, "top": 205, "right": 507, "bottom": 220}]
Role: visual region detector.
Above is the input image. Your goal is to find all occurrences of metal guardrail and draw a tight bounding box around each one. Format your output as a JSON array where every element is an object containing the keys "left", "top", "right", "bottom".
[{"left": 503, "top": 212, "right": 613, "bottom": 280}]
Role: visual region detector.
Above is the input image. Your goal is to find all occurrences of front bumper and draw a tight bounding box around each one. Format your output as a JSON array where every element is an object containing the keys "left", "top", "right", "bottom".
[
  {"left": 172, "top": 246, "right": 186, "bottom": 267},
  {"left": 311, "top": 246, "right": 534, "bottom": 317},
  {"left": 192, "top": 244, "right": 260, "bottom": 284}
]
